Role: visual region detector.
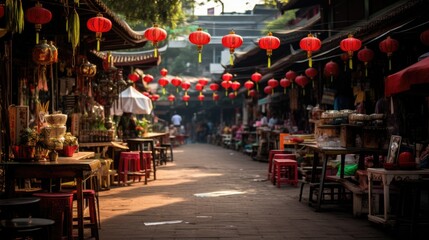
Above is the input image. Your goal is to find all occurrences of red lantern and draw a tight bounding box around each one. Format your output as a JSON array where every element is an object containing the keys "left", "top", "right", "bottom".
[
  {"left": 87, "top": 13, "right": 112, "bottom": 51},
  {"left": 221, "top": 80, "right": 231, "bottom": 96},
  {"left": 267, "top": 78, "right": 278, "bottom": 95},
  {"left": 213, "top": 93, "right": 220, "bottom": 102},
  {"left": 259, "top": 32, "right": 281, "bottom": 68},
  {"left": 248, "top": 89, "right": 257, "bottom": 98},
  {"left": 280, "top": 78, "right": 291, "bottom": 94},
  {"left": 167, "top": 94, "right": 176, "bottom": 105},
  {"left": 305, "top": 67, "right": 318, "bottom": 87},
  {"left": 171, "top": 77, "right": 182, "bottom": 92},
  {"left": 357, "top": 46, "right": 374, "bottom": 77},
  {"left": 251, "top": 72, "right": 262, "bottom": 91},
  {"left": 189, "top": 27, "right": 211, "bottom": 63},
  {"left": 324, "top": 61, "right": 339, "bottom": 82},
  {"left": 181, "top": 81, "right": 191, "bottom": 94},
  {"left": 231, "top": 81, "right": 241, "bottom": 95},
  {"left": 0, "top": 4, "right": 5, "bottom": 18},
  {"left": 420, "top": 29, "right": 429, "bottom": 46},
  {"left": 299, "top": 33, "right": 321, "bottom": 67},
  {"left": 143, "top": 92, "right": 150, "bottom": 97},
  {"left": 151, "top": 94, "right": 160, "bottom": 102},
  {"left": 160, "top": 68, "right": 168, "bottom": 76},
  {"left": 228, "top": 92, "right": 236, "bottom": 101},
  {"left": 198, "top": 78, "right": 209, "bottom": 87},
  {"left": 222, "top": 30, "right": 243, "bottom": 65},
  {"left": 143, "top": 74, "right": 154, "bottom": 83},
  {"left": 128, "top": 73, "right": 140, "bottom": 82},
  {"left": 197, "top": 94, "right": 205, "bottom": 104},
  {"left": 222, "top": 72, "right": 233, "bottom": 81},
  {"left": 263, "top": 86, "right": 272, "bottom": 95},
  {"left": 182, "top": 94, "right": 190, "bottom": 106},
  {"left": 158, "top": 77, "right": 169, "bottom": 95},
  {"left": 244, "top": 80, "right": 254, "bottom": 96},
  {"left": 25, "top": 2, "right": 52, "bottom": 44},
  {"left": 210, "top": 83, "right": 219, "bottom": 97},
  {"left": 144, "top": 24, "right": 167, "bottom": 57},
  {"left": 285, "top": 70, "right": 297, "bottom": 81},
  {"left": 295, "top": 75, "right": 309, "bottom": 95},
  {"left": 340, "top": 34, "right": 361, "bottom": 69},
  {"left": 195, "top": 83, "right": 204, "bottom": 96},
  {"left": 340, "top": 53, "right": 349, "bottom": 71},
  {"left": 379, "top": 36, "right": 399, "bottom": 70}
]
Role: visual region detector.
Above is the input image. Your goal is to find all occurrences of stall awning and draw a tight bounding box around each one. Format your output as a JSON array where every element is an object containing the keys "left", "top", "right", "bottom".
[{"left": 385, "top": 56, "right": 429, "bottom": 96}]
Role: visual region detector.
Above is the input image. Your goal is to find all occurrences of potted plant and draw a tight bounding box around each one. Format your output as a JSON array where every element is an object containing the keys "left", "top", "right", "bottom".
[
  {"left": 62, "top": 132, "right": 79, "bottom": 157},
  {"left": 13, "top": 127, "right": 38, "bottom": 160},
  {"left": 136, "top": 118, "right": 151, "bottom": 137}
]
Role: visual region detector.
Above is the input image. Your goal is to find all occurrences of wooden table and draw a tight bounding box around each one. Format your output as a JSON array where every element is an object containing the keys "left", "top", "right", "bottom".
[
  {"left": 79, "top": 141, "right": 128, "bottom": 158},
  {"left": 300, "top": 143, "right": 386, "bottom": 211},
  {"left": 127, "top": 132, "right": 169, "bottom": 181},
  {"left": 0, "top": 152, "right": 100, "bottom": 240},
  {"left": 367, "top": 168, "right": 429, "bottom": 225}
]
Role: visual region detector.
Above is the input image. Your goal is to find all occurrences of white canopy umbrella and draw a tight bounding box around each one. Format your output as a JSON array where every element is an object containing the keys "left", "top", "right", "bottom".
[{"left": 112, "top": 86, "right": 153, "bottom": 115}]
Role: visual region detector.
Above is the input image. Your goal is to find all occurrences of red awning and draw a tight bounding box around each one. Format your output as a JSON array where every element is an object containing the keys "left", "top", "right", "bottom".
[{"left": 385, "top": 57, "right": 429, "bottom": 96}]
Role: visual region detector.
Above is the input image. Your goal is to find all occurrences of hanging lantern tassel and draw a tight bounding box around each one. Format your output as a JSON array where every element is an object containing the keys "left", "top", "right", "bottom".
[
  {"left": 96, "top": 32, "right": 102, "bottom": 51},
  {"left": 267, "top": 49, "right": 272, "bottom": 68},
  {"left": 348, "top": 52, "right": 353, "bottom": 70},
  {"left": 256, "top": 83, "right": 259, "bottom": 92},
  {"left": 303, "top": 89, "right": 306, "bottom": 96},
  {"left": 35, "top": 24, "right": 41, "bottom": 44},
  {"left": 388, "top": 56, "right": 392, "bottom": 71},
  {"left": 307, "top": 51, "right": 312, "bottom": 67},
  {"left": 198, "top": 46, "right": 202, "bottom": 63},
  {"left": 365, "top": 63, "right": 368, "bottom": 77},
  {"left": 154, "top": 42, "right": 158, "bottom": 58},
  {"left": 283, "top": 88, "right": 286, "bottom": 95},
  {"left": 229, "top": 49, "right": 234, "bottom": 65},
  {"left": 162, "top": 87, "right": 166, "bottom": 95}
]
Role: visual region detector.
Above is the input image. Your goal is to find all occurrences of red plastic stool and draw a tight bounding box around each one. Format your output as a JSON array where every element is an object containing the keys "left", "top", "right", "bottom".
[
  {"left": 270, "top": 153, "right": 296, "bottom": 184},
  {"left": 267, "top": 150, "right": 292, "bottom": 181},
  {"left": 71, "top": 189, "right": 99, "bottom": 240},
  {"left": 33, "top": 192, "right": 74, "bottom": 240},
  {"left": 142, "top": 151, "right": 153, "bottom": 180},
  {"left": 272, "top": 158, "right": 298, "bottom": 188},
  {"left": 118, "top": 152, "right": 145, "bottom": 185}
]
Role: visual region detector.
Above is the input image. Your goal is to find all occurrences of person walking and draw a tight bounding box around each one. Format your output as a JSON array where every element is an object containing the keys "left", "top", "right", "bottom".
[{"left": 171, "top": 112, "right": 182, "bottom": 128}]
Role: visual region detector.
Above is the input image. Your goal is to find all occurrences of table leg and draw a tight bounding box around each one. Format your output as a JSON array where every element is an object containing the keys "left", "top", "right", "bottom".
[
  {"left": 150, "top": 141, "right": 157, "bottom": 180},
  {"left": 76, "top": 178, "right": 84, "bottom": 240},
  {"left": 383, "top": 180, "right": 390, "bottom": 222},
  {"left": 316, "top": 154, "right": 328, "bottom": 211}
]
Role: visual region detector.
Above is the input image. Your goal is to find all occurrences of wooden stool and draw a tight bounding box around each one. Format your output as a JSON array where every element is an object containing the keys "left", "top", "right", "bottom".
[
  {"left": 267, "top": 150, "right": 292, "bottom": 181},
  {"left": 118, "top": 152, "right": 146, "bottom": 185},
  {"left": 0, "top": 217, "right": 55, "bottom": 240},
  {"left": 160, "top": 142, "right": 174, "bottom": 162},
  {"left": 154, "top": 146, "right": 168, "bottom": 165},
  {"left": 272, "top": 158, "right": 298, "bottom": 188},
  {"left": 33, "top": 193, "right": 74, "bottom": 240},
  {"left": 71, "top": 189, "right": 99, "bottom": 240}
]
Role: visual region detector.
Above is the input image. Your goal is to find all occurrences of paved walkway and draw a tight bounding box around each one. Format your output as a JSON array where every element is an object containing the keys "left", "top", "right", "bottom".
[{"left": 98, "top": 143, "right": 396, "bottom": 240}]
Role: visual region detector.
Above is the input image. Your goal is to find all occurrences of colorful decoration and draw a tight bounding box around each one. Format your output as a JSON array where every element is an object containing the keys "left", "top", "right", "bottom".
[
  {"left": 340, "top": 34, "right": 361, "bottom": 69},
  {"left": 25, "top": 2, "right": 52, "bottom": 44},
  {"left": 213, "top": 93, "right": 220, "bottom": 102},
  {"left": 357, "top": 46, "right": 374, "bottom": 77},
  {"left": 198, "top": 78, "right": 209, "bottom": 87},
  {"left": 324, "top": 61, "right": 339, "bottom": 82},
  {"left": 86, "top": 13, "right": 112, "bottom": 51},
  {"left": 144, "top": 24, "right": 167, "bottom": 57},
  {"left": 171, "top": 77, "right": 182, "bottom": 92},
  {"left": 248, "top": 89, "right": 257, "bottom": 98},
  {"left": 228, "top": 92, "right": 236, "bottom": 102},
  {"left": 295, "top": 75, "right": 309, "bottom": 95},
  {"left": 305, "top": 67, "right": 318, "bottom": 87},
  {"left": 420, "top": 29, "right": 429, "bottom": 46},
  {"left": 222, "top": 30, "right": 243, "bottom": 65},
  {"left": 285, "top": 70, "right": 297, "bottom": 88},
  {"left": 279, "top": 78, "right": 291, "bottom": 94},
  {"left": 231, "top": 81, "right": 241, "bottom": 95},
  {"left": 299, "top": 33, "right": 321, "bottom": 67},
  {"left": 209, "top": 83, "right": 219, "bottom": 97},
  {"left": 197, "top": 94, "right": 205, "bottom": 105},
  {"left": 128, "top": 73, "right": 140, "bottom": 82},
  {"left": 0, "top": 4, "right": 4, "bottom": 18},
  {"left": 195, "top": 83, "right": 204, "bottom": 96},
  {"left": 222, "top": 72, "right": 233, "bottom": 81},
  {"left": 160, "top": 68, "right": 168, "bottom": 76},
  {"left": 182, "top": 94, "right": 190, "bottom": 106},
  {"left": 221, "top": 80, "right": 231, "bottom": 96},
  {"left": 251, "top": 72, "right": 262, "bottom": 91},
  {"left": 244, "top": 80, "right": 254, "bottom": 96},
  {"left": 167, "top": 94, "right": 175, "bottom": 105},
  {"left": 181, "top": 81, "right": 191, "bottom": 95},
  {"left": 151, "top": 94, "right": 160, "bottom": 102},
  {"left": 379, "top": 36, "right": 399, "bottom": 71},
  {"left": 258, "top": 32, "right": 280, "bottom": 68},
  {"left": 158, "top": 77, "right": 169, "bottom": 95},
  {"left": 189, "top": 27, "right": 211, "bottom": 63},
  {"left": 263, "top": 86, "right": 272, "bottom": 95},
  {"left": 143, "top": 74, "right": 154, "bottom": 83},
  {"left": 340, "top": 53, "right": 349, "bottom": 71},
  {"left": 267, "top": 78, "right": 278, "bottom": 95}
]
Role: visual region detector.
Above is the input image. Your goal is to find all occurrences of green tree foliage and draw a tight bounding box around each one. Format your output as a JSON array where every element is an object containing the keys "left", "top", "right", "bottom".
[{"left": 103, "top": 0, "right": 189, "bottom": 28}]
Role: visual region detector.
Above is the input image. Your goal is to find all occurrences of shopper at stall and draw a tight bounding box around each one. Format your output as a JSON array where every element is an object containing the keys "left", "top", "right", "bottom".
[{"left": 171, "top": 111, "right": 182, "bottom": 127}]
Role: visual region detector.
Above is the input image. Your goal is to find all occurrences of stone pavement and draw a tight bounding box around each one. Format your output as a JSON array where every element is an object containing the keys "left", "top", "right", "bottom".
[{"left": 97, "top": 143, "right": 396, "bottom": 240}]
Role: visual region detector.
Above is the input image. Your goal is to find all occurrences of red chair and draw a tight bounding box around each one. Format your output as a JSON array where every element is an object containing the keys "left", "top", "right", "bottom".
[{"left": 267, "top": 150, "right": 291, "bottom": 181}]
